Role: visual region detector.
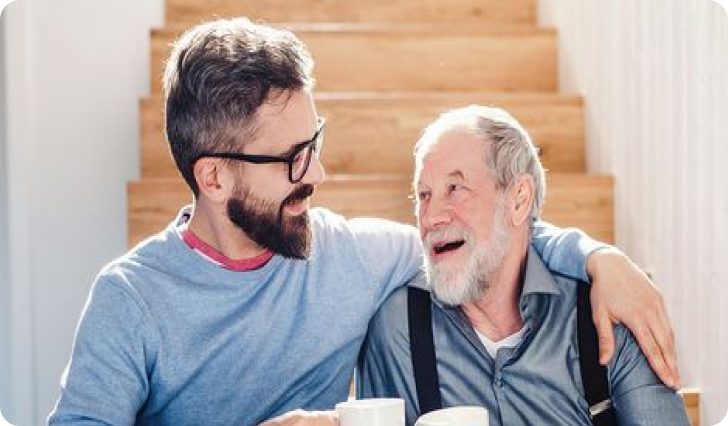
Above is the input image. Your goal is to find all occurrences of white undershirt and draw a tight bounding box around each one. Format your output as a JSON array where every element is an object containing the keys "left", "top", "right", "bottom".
[{"left": 475, "top": 326, "right": 527, "bottom": 359}]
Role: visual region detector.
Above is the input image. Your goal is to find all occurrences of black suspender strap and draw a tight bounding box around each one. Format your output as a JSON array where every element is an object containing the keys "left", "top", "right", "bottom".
[
  {"left": 407, "top": 287, "right": 443, "bottom": 415},
  {"left": 576, "top": 283, "right": 618, "bottom": 426},
  {"left": 408, "top": 284, "right": 616, "bottom": 425}
]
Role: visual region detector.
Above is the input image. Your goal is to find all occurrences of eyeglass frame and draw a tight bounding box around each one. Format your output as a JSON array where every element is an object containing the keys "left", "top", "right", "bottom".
[{"left": 194, "top": 118, "right": 326, "bottom": 184}]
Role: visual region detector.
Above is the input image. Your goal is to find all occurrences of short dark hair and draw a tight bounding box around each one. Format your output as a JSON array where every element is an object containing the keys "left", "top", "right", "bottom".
[{"left": 163, "top": 18, "right": 315, "bottom": 196}]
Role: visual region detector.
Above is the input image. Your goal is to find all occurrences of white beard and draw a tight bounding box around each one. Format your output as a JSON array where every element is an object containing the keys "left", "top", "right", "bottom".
[{"left": 423, "top": 204, "right": 511, "bottom": 306}]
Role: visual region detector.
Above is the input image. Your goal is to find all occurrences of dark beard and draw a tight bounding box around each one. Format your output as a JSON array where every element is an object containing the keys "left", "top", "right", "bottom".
[{"left": 226, "top": 184, "right": 314, "bottom": 259}]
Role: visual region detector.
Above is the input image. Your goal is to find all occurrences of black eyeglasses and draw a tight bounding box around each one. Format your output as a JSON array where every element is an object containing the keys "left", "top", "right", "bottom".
[{"left": 197, "top": 118, "right": 326, "bottom": 184}]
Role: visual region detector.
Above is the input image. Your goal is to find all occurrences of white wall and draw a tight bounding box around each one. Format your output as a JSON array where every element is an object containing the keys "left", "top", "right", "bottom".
[
  {"left": 0, "top": 0, "right": 163, "bottom": 424},
  {"left": 1, "top": 2, "right": 34, "bottom": 423},
  {"left": 539, "top": 0, "right": 728, "bottom": 424},
  {"left": 1, "top": 5, "right": 11, "bottom": 421}
]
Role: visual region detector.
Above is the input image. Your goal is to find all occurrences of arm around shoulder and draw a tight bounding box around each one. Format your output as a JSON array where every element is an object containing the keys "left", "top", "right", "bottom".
[
  {"left": 531, "top": 220, "right": 606, "bottom": 282},
  {"left": 348, "top": 218, "right": 424, "bottom": 302},
  {"left": 532, "top": 221, "right": 680, "bottom": 388}
]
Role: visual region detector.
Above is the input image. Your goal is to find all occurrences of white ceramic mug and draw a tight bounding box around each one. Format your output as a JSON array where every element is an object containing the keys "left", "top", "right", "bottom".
[
  {"left": 335, "top": 398, "right": 405, "bottom": 426},
  {"left": 415, "top": 406, "right": 489, "bottom": 426}
]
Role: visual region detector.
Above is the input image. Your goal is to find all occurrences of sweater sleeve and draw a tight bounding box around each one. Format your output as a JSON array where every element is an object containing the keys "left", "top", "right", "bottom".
[
  {"left": 48, "top": 275, "right": 158, "bottom": 426},
  {"left": 347, "top": 218, "right": 424, "bottom": 308},
  {"left": 531, "top": 220, "right": 608, "bottom": 282}
]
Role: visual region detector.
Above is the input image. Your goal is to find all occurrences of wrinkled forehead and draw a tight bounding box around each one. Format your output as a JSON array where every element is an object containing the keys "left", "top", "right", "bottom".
[{"left": 413, "top": 129, "right": 489, "bottom": 186}]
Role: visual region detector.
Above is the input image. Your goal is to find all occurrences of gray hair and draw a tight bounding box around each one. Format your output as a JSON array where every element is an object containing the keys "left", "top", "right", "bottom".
[
  {"left": 414, "top": 105, "right": 546, "bottom": 219},
  {"left": 163, "top": 18, "right": 315, "bottom": 196}
]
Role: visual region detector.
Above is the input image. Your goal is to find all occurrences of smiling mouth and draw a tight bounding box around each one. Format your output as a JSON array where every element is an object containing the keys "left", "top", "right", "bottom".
[
  {"left": 284, "top": 199, "right": 309, "bottom": 215},
  {"left": 433, "top": 240, "right": 466, "bottom": 255}
]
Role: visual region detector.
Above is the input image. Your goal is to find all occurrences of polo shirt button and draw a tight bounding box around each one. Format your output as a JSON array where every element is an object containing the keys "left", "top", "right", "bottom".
[{"left": 495, "top": 374, "right": 504, "bottom": 387}]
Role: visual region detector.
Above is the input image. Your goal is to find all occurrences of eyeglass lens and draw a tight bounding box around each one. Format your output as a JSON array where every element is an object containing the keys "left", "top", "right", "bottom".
[{"left": 290, "top": 128, "right": 324, "bottom": 183}]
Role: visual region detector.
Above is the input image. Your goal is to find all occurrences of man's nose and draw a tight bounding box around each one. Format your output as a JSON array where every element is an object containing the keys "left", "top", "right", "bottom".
[
  {"left": 421, "top": 197, "right": 453, "bottom": 230},
  {"left": 301, "top": 154, "right": 326, "bottom": 186}
]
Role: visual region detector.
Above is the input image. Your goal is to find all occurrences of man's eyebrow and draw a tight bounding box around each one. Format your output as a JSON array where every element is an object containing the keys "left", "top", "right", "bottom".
[
  {"left": 279, "top": 140, "right": 308, "bottom": 158},
  {"left": 279, "top": 123, "right": 319, "bottom": 157},
  {"left": 447, "top": 170, "right": 465, "bottom": 180}
]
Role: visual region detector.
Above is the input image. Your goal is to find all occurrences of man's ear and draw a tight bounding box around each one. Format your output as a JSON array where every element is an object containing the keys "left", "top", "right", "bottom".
[
  {"left": 509, "top": 175, "right": 535, "bottom": 227},
  {"left": 193, "top": 158, "right": 230, "bottom": 204}
]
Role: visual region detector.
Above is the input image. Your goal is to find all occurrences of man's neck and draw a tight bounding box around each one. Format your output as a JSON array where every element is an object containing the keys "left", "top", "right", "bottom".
[
  {"left": 186, "top": 202, "right": 268, "bottom": 261},
  {"left": 462, "top": 236, "right": 529, "bottom": 342}
]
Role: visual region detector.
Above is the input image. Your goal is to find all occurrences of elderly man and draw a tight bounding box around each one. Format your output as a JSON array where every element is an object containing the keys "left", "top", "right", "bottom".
[
  {"left": 49, "top": 18, "right": 676, "bottom": 426},
  {"left": 358, "top": 106, "right": 690, "bottom": 426}
]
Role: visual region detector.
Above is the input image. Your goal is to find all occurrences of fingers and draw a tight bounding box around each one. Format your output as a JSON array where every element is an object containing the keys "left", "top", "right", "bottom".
[
  {"left": 646, "top": 302, "right": 681, "bottom": 388},
  {"left": 628, "top": 317, "right": 680, "bottom": 389},
  {"left": 635, "top": 325, "right": 670, "bottom": 387},
  {"left": 631, "top": 289, "right": 680, "bottom": 389},
  {"left": 588, "top": 248, "right": 682, "bottom": 389},
  {"left": 258, "top": 409, "right": 339, "bottom": 426},
  {"left": 663, "top": 329, "right": 680, "bottom": 388},
  {"left": 593, "top": 306, "right": 616, "bottom": 365},
  {"left": 315, "top": 410, "right": 340, "bottom": 426}
]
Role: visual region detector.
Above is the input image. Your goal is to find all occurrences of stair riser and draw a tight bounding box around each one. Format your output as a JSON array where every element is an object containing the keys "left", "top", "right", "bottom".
[
  {"left": 166, "top": 0, "right": 537, "bottom": 26},
  {"left": 140, "top": 96, "right": 584, "bottom": 177},
  {"left": 150, "top": 29, "right": 557, "bottom": 94}
]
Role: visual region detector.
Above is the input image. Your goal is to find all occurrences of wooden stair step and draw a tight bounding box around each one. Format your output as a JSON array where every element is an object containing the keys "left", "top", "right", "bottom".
[
  {"left": 680, "top": 389, "right": 700, "bottom": 426},
  {"left": 166, "top": 0, "right": 537, "bottom": 26},
  {"left": 140, "top": 92, "right": 584, "bottom": 178},
  {"left": 127, "top": 174, "right": 613, "bottom": 247},
  {"left": 150, "top": 25, "right": 557, "bottom": 94}
]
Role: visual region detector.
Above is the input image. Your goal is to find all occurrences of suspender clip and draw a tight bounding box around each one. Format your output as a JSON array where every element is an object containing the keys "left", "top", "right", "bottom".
[{"left": 590, "top": 398, "right": 613, "bottom": 418}]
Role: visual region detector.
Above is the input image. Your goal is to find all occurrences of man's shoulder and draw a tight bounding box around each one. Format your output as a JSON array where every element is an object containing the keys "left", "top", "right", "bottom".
[
  {"left": 97, "top": 226, "right": 180, "bottom": 290},
  {"left": 371, "top": 273, "right": 428, "bottom": 331},
  {"left": 311, "top": 207, "right": 417, "bottom": 234},
  {"left": 310, "top": 207, "right": 419, "bottom": 253},
  {"left": 365, "top": 284, "right": 413, "bottom": 358}
]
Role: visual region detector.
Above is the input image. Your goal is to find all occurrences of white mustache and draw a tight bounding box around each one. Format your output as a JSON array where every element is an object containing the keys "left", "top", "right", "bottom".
[{"left": 423, "top": 227, "right": 471, "bottom": 252}]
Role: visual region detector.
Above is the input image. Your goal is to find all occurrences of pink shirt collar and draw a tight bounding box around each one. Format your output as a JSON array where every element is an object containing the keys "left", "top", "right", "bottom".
[{"left": 179, "top": 227, "right": 273, "bottom": 271}]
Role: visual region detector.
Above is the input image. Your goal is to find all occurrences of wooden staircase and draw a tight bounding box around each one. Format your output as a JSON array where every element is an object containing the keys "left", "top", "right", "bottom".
[
  {"left": 128, "top": 1, "right": 699, "bottom": 424},
  {"left": 129, "top": 0, "right": 616, "bottom": 247}
]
